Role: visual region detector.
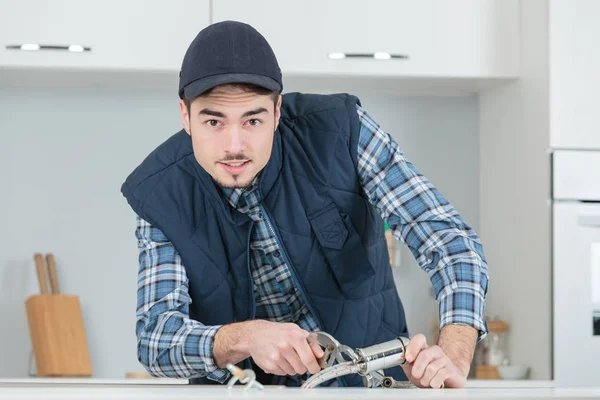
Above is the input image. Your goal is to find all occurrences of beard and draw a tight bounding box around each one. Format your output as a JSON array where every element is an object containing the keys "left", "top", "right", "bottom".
[
  {"left": 212, "top": 175, "right": 255, "bottom": 189},
  {"left": 214, "top": 153, "right": 255, "bottom": 189}
]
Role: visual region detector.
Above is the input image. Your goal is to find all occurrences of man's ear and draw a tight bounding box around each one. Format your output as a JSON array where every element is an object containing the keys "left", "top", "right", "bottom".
[
  {"left": 274, "top": 94, "right": 282, "bottom": 130},
  {"left": 179, "top": 99, "right": 191, "bottom": 135}
]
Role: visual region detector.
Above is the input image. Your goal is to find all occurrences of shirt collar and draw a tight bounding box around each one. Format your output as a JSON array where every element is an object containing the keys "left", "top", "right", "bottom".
[{"left": 219, "top": 176, "right": 259, "bottom": 209}]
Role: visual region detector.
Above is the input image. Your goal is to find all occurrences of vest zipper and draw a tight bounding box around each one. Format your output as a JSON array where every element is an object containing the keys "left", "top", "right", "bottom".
[
  {"left": 258, "top": 204, "right": 325, "bottom": 330},
  {"left": 247, "top": 221, "right": 256, "bottom": 319},
  {"left": 257, "top": 205, "right": 347, "bottom": 387}
]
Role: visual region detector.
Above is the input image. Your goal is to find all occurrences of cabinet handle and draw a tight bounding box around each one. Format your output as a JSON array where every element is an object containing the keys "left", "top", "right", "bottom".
[
  {"left": 328, "top": 52, "right": 408, "bottom": 60},
  {"left": 578, "top": 215, "right": 600, "bottom": 228},
  {"left": 6, "top": 44, "right": 91, "bottom": 52}
]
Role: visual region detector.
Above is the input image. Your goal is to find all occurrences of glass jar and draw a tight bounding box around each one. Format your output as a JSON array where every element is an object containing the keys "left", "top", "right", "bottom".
[{"left": 476, "top": 318, "right": 509, "bottom": 366}]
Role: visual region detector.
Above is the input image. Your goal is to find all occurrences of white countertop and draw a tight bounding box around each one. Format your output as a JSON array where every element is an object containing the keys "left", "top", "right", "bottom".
[
  {"left": 0, "top": 377, "right": 553, "bottom": 387},
  {"left": 1, "top": 379, "right": 599, "bottom": 400}
]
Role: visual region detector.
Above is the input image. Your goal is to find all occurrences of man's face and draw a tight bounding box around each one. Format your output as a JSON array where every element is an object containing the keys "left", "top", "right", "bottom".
[{"left": 180, "top": 86, "right": 281, "bottom": 189}]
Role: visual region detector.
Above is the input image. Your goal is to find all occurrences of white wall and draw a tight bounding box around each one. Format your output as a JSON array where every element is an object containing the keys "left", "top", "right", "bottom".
[
  {"left": 0, "top": 84, "right": 479, "bottom": 378},
  {"left": 479, "top": 0, "right": 552, "bottom": 380},
  {"left": 0, "top": 87, "right": 182, "bottom": 378}
]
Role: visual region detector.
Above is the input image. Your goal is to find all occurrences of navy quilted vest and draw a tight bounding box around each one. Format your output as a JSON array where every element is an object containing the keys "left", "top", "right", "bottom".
[{"left": 121, "top": 92, "right": 409, "bottom": 386}]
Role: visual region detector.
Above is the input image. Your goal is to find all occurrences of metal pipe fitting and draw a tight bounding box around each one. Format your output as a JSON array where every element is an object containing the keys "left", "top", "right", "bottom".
[{"left": 356, "top": 336, "right": 410, "bottom": 374}]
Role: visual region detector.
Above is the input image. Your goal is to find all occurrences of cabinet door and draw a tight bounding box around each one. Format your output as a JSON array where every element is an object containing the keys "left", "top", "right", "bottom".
[
  {"left": 550, "top": 0, "right": 600, "bottom": 149},
  {"left": 0, "top": 0, "right": 209, "bottom": 71},
  {"left": 212, "top": 0, "right": 327, "bottom": 75},
  {"left": 213, "top": 0, "right": 518, "bottom": 79},
  {"left": 321, "top": 0, "right": 519, "bottom": 78}
]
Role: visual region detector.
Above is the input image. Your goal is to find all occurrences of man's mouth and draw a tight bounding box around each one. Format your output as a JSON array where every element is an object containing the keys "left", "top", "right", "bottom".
[{"left": 219, "top": 160, "right": 251, "bottom": 174}]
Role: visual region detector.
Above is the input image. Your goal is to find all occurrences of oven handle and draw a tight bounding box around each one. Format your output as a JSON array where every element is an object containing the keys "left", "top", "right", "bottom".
[{"left": 578, "top": 215, "right": 600, "bottom": 228}]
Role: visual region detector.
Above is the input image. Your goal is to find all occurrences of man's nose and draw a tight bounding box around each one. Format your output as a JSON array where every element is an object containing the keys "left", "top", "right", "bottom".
[{"left": 223, "top": 127, "right": 245, "bottom": 154}]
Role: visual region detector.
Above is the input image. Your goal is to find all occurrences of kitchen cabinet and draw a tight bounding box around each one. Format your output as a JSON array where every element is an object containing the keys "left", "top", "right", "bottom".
[
  {"left": 321, "top": 0, "right": 519, "bottom": 78},
  {"left": 549, "top": 0, "right": 600, "bottom": 149},
  {"left": 213, "top": 0, "right": 520, "bottom": 79},
  {"left": 0, "top": 0, "right": 209, "bottom": 71},
  {"left": 0, "top": 0, "right": 519, "bottom": 90},
  {"left": 211, "top": 0, "right": 327, "bottom": 75}
]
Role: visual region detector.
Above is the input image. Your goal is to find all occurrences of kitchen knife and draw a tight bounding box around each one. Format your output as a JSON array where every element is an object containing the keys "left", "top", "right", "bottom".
[
  {"left": 45, "top": 253, "right": 60, "bottom": 295},
  {"left": 34, "top": 253, "right": 50, "bottom": 295}
]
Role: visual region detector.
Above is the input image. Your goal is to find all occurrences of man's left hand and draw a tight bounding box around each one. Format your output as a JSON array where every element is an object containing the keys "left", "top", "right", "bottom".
[{"left": 401, "top": 333, "right": 468, "bottom": 389}]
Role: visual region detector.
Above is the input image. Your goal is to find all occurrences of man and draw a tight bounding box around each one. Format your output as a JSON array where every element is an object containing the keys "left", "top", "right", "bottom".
[{"left": 121, "top": 20, "right": 489, "bottom": 389}]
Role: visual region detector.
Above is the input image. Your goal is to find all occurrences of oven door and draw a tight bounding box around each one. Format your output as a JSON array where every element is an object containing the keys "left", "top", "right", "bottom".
[{"left": 553, "top": 201, "right": 600, "bottom": 386}]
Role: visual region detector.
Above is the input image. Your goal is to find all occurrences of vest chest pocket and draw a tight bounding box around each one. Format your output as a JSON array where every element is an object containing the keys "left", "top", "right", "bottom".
[{"left": 308, "top": 203, "right": 375, "bottom": 297}]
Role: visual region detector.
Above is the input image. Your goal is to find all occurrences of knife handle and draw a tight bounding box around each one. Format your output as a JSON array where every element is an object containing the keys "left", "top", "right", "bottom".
[
  {"left": 45, "top": 253, "right": 60, "bottom": 295},
  {"left": 34, "top": 253, "right": 50, "bottom": 295}
]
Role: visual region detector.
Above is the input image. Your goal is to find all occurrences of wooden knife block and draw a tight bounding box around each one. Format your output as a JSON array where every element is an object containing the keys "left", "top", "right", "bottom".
[{"left": 25, "top": 294, "right": 92, "bottom": 377}]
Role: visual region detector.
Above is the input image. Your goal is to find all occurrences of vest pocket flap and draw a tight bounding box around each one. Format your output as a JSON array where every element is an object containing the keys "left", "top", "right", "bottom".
[
  {"left": 309, "top": 204, "right": 375, "bottom": 295},
  {"left": 308, "top": 204, "right": 348, "bottom": 250}
]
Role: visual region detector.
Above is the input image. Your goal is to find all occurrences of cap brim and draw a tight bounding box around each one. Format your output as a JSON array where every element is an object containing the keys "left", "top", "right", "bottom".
[{"left": 182, "top": 73, "right": 282, "bottom": 99}]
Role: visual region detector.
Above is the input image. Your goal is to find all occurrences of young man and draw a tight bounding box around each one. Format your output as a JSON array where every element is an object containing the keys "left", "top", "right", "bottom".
[{"left": 121, "top": 20, "right": 489, "bottom": 388}]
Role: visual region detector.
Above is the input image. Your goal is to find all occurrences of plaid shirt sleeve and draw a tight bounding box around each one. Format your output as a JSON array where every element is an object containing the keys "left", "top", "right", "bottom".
[
  {"left": 135, "top": 215, "right": 230, "bottom": 382},
  {"left": 355, "top": 105, "right": 489, "bottom": 341}
]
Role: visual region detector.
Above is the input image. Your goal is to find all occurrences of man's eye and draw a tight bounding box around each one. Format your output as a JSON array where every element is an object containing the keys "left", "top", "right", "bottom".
[
  {"left": 206, "top": 120, "right": 220, "bottom": 127},
  {"left": 247, "top": 119, "right": 262, "bottom": 126}
]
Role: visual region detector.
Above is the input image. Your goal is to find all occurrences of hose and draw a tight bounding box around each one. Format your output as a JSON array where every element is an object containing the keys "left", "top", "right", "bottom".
[{"left": 300, "top": 362, "right": 362, "bottom": 388}]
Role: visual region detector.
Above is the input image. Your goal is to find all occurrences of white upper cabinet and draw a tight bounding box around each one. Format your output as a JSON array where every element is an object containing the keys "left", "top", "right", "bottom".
[
  {"left": 550, "top": 0, "right": 600, "bottom": 150},
  {"left": 0, "top": 0, "right": 209, "bottom": 71},
  {"left": 213, "top": 0, "right": 520, "bottom": 78},
  {"left": 212, "top": 0, "right": 327, "bottom": 74},
  {"left": 0, "top": 0, "right": 520, "bottom": 84},
  {"left": 321, "top": 0, "right": 519, "bottom": 78}
]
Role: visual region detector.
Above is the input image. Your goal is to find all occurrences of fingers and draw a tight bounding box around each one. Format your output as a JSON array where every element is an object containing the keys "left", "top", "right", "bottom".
[
  {"left": 295, "top": 340, "right": 322, "bottom": 375},
  {"left": 404, "top": 333, "right": 427, "bottom": 363},
  {"left": 410, "top": 345, "right": 445, "bottom": 380},
  {"left": 279, "top": 342, "right": 308, "bottom": 375},
  {"left": 273, "top": 328, "right": 323, "bottom": 376},
  {"left": 429, "top": 367, "right": 450, "bottom": 389},
  {"left": 270, "top": 347, "right": 297, "bottom": 375},
  {"left": 309, "top": 341, "right": 325, "bottom": 359},
  {"left": 417, "top": 355, "right": 447, "bottom": 388}
]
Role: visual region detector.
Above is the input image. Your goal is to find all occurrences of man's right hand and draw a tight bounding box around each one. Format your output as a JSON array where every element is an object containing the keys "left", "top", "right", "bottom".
[
  {"left": 245, "top": 320, "right": 324, "bottom": 376},
  {"left": 213, "top": 319, "right": 324, "bottom": 376}
]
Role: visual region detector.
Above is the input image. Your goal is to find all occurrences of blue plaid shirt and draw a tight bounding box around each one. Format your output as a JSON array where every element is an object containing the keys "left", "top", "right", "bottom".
[{"left": 134, "top": 104, "right": 489, "bottom": 383}]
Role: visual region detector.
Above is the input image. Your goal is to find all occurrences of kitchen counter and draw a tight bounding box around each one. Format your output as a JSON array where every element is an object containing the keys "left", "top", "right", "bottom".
[{"left": 1, "top": 379, "right": 599, "bottom": 400}]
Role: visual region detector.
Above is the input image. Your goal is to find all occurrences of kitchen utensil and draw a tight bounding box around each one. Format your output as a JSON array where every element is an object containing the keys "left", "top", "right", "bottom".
[
  {"left": 33, "top": 253, "right": 49, "bottom": 294},
  {"left": 25, "top": 253, "right": 92, "bottom": 377},
  {"left": 45, "top": 253, "right": 60, "bottom": 294}
]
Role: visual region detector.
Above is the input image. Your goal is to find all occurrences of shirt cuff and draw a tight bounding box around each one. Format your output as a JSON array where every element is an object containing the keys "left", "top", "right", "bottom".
[
  {"left": 192, "top": 325, "right": 231, "bottom": 383},
  {"left": 438, "top": 287, "right": 488, "bottom": 342}
]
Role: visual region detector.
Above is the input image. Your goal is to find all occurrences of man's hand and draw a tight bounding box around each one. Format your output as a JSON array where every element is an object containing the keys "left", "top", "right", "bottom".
[
  {"left": 402, "top": 334, "right": 466, "bottom": 388},
  {"left": 214, "top": 320, "right": 324, "bottom": 376},
  {"left": 402, "top": 325, "right": 477, "bottom": 389},
  {"left": 246, "top": 320, "right": 324, "bottom": 376}
]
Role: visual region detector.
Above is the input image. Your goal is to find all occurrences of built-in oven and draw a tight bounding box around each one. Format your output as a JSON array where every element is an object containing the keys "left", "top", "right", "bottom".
[{"left": 552, "top": 150, "right": 600, "bottom": 386}]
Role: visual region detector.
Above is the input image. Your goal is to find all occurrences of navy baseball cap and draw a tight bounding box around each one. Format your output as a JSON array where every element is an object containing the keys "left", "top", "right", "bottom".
[{"left": 178, "top": 20, "right": 283, "bottom": 99}]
